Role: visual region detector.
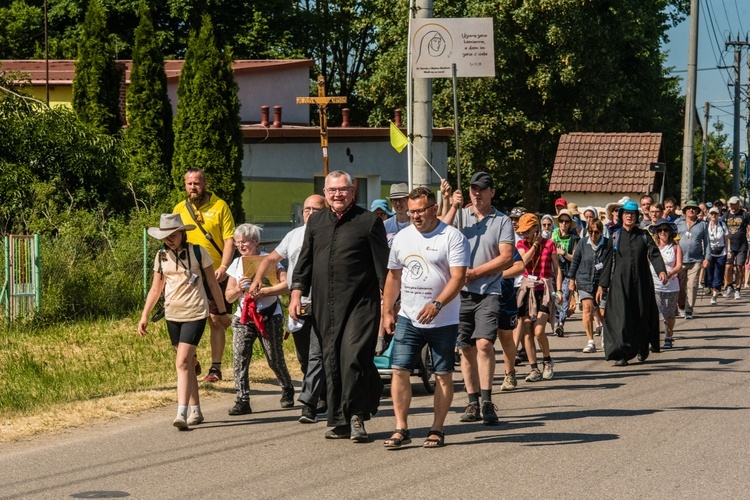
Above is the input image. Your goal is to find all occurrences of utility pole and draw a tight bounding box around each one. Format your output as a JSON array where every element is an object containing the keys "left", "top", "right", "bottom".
[
  {"left": 701, "top": 102, "right": 709, "bottom": 201},
  {"left": 726, "top": 37, "right": 748, "bottom": 197},
  {"left": 681, "top": 0, "right": 699, "bottom": 203},
  {"left": 412, "top": 0, "right": 433, "bottom": 188}
]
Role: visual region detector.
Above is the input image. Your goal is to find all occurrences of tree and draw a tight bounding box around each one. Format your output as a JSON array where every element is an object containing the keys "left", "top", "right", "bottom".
[
  {"left": 125, "top": 0, "right": 173, "bottom": 210},
  {"left": 0, "top": 0, "right": 42, "bottom": 59},
  {"left": 693, "top": 120, "right": 733, "bottom": 202},
  {"left": 172, "top": 14, "right": 244, "bottom": 221},
  {"left": 71, "top": 0, "right": 122, "bottom": 134}
]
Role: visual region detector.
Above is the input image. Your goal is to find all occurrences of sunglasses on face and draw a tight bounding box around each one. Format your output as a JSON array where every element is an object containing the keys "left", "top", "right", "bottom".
[
  {"left": 559, "top": 219, "right": 571, "bottom": 224},
  {"left": 657, "top": 228, "right": 670, "bottom": 233}
]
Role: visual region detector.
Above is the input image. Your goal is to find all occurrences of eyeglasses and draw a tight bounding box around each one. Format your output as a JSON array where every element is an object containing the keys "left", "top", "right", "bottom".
[
  {"left": 325, "top": 187, "right": 352, "bottom": 195},
  {"left": 622, "top": 211, "right": 638, "bottom": 217},
  {"left": 685, "top": 207, "right": 697, "bottom": 211},
  {"left": 234, "top": 239, "right": 257, "bottom": 246},
  {"left": 303, "top": 206, "right": 323, "bottom": 213},
  {"left": 588, "top": 230, "right": 600, "bottom": 235},
  {"left": 542, "top": 223, "right": 552, "bottom": 227},
  {"left": 407, "top": 204, "right": 436, "bottom": 217}
]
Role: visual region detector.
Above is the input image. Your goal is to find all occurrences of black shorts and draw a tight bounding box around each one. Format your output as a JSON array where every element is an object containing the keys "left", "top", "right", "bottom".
[
  {"left": 167, "top": 318, "right": 207, "bottom": 346},
  {"left": 729, "top": 247, "right": 748, "bottom": 267},
  {"left": 518, "top": 289, "right": 551, "bottom": 318}
]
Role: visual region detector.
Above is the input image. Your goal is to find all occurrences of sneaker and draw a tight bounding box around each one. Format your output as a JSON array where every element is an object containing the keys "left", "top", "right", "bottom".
[
  {"left": 316, "top": 399, "right": 328, "bottom": 417},
  {"left": 325, "top": 425, "right": 351, "bottom": 439},
  {"left": 594, "top": 325, "right": 603, "bottom": 336},
  {"left": 677, "top": 309, "right": 686, "bottom": 318},
  {"left": 186, "top": 409, "right": 204, "bottom": 425},
  {"left": 350, "top": 415, "right": 368, "bottom": 442},
  {"left": 583, "top": 342, "right": 596, "bottom": 353},
  {"left": 280, "top": 387, "right": 295, "bottom": 408},
  {"left": 542, "top": 360, "right": 555, "bottom": 380},
  {"left": 459, "top": 403, "right": 481, "bottom": 422},
  {"left": 685, "top": 312, "right": 693, "bottom": 320},
  {"left": 554, "top": 325, "right": 565, "bottom": 337},
  {"left": 173, "top": 414, "right": 188, "bottom": 430},
  {"left": 735, "top": 289, "right": 741, "bottom": 300},
  {"left": 499, "top": 372, "right": 517, "bottom": 391},
  {"left": 663, "top": 337, "right": 673, "bottom": 349},
  {"left": 299, "top": 404, "right": 318, "bottom": 424},
  {"left": 228, "top": 400, "right": 252, "bottom": 416},
  {"left": 724, "top": 286, "right": 733, "bottom": 298},
  {"left": 711, "top": 295, "right": 717, "bottom": 305},
  {"left": 525, "top": 369, "right": 542, "bottom": 382},
  {"left": 481, "top": 401, "right": 499, "bottom": 425},
  {"left": 203, "top": 367, "right": 222, "bottom": 383}
]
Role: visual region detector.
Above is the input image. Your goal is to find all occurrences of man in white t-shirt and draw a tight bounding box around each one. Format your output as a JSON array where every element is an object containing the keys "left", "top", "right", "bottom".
[
  {"left": 250, "top": 194, "right": 328, "bottom": 423},
  {"left": 382, "top": 187, "right": 469, "bottom": 448}
]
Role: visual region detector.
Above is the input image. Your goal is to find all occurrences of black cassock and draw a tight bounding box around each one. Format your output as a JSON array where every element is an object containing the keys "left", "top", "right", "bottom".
[
  {"left": 292, "top": 204, "right": 388, "bottom": 426},
  {"left": 599, "top": 226, "right": 666, "bottom": 362}
]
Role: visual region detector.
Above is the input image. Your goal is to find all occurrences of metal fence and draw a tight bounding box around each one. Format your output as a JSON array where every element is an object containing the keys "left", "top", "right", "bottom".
[{"left": 1, "top": 235, "right": 41, "bottom": 321}]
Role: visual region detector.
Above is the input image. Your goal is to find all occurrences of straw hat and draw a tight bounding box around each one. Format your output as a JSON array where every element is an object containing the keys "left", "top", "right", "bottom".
[
  {"left": 147, "top": 214, "right": 196, "bottom": 240},
  {"left": 554, "top": 209, "right": 578, "bottom": 228},
  {"left": 566, "top": 202, "right": 581, "bottom": 216}
]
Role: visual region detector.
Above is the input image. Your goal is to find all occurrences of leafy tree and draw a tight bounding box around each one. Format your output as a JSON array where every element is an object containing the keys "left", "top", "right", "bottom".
[
  {"left": 125, "top": 0, "right": 173, "bottom": 210},
  {"left": 172, "top": 14, "right": 244, "bottom": 221},
  {"left": 693, "top": 120, "right": 733, "bottom": 202},
  {"left": 71, "top": 0, "right": 122, "bottom": 134},
  {"left": 0, "top": 0, "right": 42, "bottom": 59}
]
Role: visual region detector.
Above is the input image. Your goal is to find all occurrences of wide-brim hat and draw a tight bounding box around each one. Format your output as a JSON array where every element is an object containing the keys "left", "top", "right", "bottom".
[
  {"left": 554, "top": 209, "right": 578, "bottom": 228},
  {"left": 566, "top": 202, "right": 580, "bottom": 216},
  {"left": 605, "top": 202, "right": 623, "bottom": 221},
  {"left": 517, "top": 213, "right": 539, "bottom": 233},
  {"left": 617, "top": 201, "right": 641, "bottom": 221},
  {"left": 683, "top": 199, "right": 700, "bottom": 210},
  {"left": 648, "top": 218, "right": 678, "bottom": 235},
  {"left": 147, "top": 213, "right": 196, "bottom": 240}
]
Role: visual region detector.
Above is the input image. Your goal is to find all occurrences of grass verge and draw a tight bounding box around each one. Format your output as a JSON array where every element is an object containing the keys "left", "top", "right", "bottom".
[{"left": 0, "top": 316, "right": 302, "bottom": 443}]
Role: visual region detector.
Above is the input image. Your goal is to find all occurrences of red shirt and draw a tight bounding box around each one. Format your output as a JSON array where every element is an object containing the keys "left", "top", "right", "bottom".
[{"left": 517, "top": 238, "right": 556, "bottom": 280}]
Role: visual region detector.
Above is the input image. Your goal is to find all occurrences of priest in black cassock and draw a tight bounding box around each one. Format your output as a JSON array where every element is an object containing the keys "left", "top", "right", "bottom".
[
  {"left": 597, "top": 201, "right": 667, "bottom": 366},
  {"left": 290, "top": 170, "right": 389, "bottom": 442}
]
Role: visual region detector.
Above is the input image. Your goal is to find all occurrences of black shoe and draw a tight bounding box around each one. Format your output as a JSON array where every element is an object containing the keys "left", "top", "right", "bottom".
[
  {"left": 299, "top": 404, "right": 317, "bottom": 424},
  {"left": 316, "top": 399, "right": 328, "bottom": 417},
  {"left": 481, "top": 401, "right": 499, "bottom": 426},
  {"left": 280, "top": 387, "right": 295, "bottom": 408},
  {"left": 325, "top": 424, "right": 351, "bottom": 439},
  {"left": 350, "top": 415, "right": 368, "bottom": 442},
  {"left": 459, "top": 403, "right": 480, "bottom": 422},
  {"left": 614, "top": 359, "right": 629, "bottom": 366},
  {"left": 228, "top": 400, "right": 252, "bottom": 415}
]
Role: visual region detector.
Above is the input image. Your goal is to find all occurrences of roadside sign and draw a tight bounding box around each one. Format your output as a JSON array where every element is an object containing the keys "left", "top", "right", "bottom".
[{"left": 410, "top": 18, "right": 495, "bottom": 78}]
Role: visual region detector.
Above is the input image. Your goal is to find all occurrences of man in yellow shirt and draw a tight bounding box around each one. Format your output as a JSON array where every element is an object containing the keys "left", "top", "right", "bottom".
[{"left": 174, "top": 168, "right": 235, "bottom": 382}]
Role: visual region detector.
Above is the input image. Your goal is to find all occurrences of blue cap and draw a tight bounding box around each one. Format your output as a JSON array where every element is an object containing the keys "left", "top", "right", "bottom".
[{"left": 370, "top": 199, "right": 394, "bottom": 216}]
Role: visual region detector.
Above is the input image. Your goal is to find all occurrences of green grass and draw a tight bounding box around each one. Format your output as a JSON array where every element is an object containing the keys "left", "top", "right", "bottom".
[{"left": 0, "top": 314, "right": 299, "bottom": 418}]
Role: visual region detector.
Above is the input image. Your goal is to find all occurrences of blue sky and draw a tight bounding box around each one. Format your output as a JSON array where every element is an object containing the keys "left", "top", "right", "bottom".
[{"left": 663, "top": 0, "right": 749, "bottom": 149}]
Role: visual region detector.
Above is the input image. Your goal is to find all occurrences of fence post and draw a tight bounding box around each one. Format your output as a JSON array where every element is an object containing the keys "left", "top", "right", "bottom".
[
  {"left": 34, "top": 234, "right": 41, "bottom": 310},
  {"left": 143, "top": 228, "right": 148, "bottom": 300},
  {"left": 2, "top": 235, "right": 8, "bottom": 321}
]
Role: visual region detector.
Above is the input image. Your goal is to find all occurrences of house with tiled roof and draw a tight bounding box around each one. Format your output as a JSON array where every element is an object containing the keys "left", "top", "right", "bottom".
[
  {"left": 549, "top": 132, "right": 666, "bottom": 208},
  {"left": 2, "top": 59, "right": 452, "bottom": 242}
]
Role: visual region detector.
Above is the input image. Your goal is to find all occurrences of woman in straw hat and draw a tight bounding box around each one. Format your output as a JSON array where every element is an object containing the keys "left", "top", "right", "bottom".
[
  {"left": 139, "top": 214, "right": 230, "bottom": 430},
  {"left": 597, "top": 202, "right": 667, "bottom": 366}
]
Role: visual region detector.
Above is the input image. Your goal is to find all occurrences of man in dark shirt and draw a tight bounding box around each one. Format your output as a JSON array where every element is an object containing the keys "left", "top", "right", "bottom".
[{"left": 720, "top": 196, "right": 750, "bottom": 299}]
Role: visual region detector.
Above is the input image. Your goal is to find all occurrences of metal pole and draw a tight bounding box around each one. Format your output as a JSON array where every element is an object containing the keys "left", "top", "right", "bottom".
[
  {"left": 660, "top": 168, "right": 666, "bottom": 204},
  {"left": 732, "top": 48, "right": 742, "bottom": 197},
  {"left": 143, "top": 228, "right": 148, "bottom": 300},
  {"left": 406, "top": 0, "right": 414, "bottom": 190},
  {"left": 701, "top": 102, "right": 709, "bottom": 201},
  {"left": 681, "top": 0, "right": 699, "bottom": 203},
  {"left": 3, "top": 235, "right": 9, "bottom": 322},
  {"left": 451, "top": 63, "right": 462, "bottom": 230},
  {"left": 34, "top": 234, "right": 40, "bottom": 311},
  {"left": 44, "top": 0, "right": 49, "bottom": 105},
  {"left": 413, "top": 0, "right": 433, "bottom": 189}
]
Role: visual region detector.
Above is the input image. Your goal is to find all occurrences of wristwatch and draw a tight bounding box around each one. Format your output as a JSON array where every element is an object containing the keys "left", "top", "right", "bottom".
[{"left": 432, "top": 300, "right": 442, "bottom": 311}]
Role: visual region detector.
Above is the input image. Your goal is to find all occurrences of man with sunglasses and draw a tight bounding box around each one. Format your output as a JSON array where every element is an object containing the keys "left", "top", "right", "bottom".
[{"left": 675, "top": 200, "right": 710, "bottom": 319}]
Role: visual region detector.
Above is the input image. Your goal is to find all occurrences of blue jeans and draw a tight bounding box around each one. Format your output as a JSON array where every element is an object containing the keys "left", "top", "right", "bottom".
[
  {"left": 391, "top": 320, "right": 458, "bottom": 374},
  {"left": 706, "top": 254, "right": 726, "bottom": 290}
]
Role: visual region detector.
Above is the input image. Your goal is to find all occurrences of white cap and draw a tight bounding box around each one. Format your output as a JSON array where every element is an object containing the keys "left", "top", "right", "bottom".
[{"left": 729, "top": 196, "right": 741, "bottom": 205}]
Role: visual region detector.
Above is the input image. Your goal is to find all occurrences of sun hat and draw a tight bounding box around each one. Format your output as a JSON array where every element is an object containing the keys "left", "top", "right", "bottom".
[
  {"left": 683, "top": 199, "right": 700, "bottom": 210},
  {"left": 509, "top": 206, "right": 527, "bottom": 219},
  {"left": 728, "top": 196, "right": 741, "bottom": 205},
  {"left": 554, "top": 209, "right": 578, "bottom": 228},
  {"left": 566, "top": 202, "right": 581, "bottom": 216},
  {"left": 648, "top": 218, "right": 678, "bottom": 235},
  {"left": 389, "top": 183, "right": 409, "bottom": 199},
  {"left": 147, "top": 214, "right": 196, "bottom": 240},
  {"left": 370, "top": 199, "right": 393, "bottom": 216},
  {"left": 554, "top": 197, "right": 568, "bottom": 208},
  {"left": 469, "top": 171, "right": 494, "bottom": 189},
  {"left": 605, "top": 202, "right": 623, "bottom": 221},
  {"left": 618, "top": 200, "right": 641, "bottom": 221},
  {"left": 517, "top": 213, "right": 539, "bottom": 233}
]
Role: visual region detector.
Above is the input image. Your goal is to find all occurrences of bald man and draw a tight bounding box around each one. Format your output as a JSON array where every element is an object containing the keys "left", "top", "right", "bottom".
[{"left": 250, "top": 194, "right": 328, "bottom": 423}]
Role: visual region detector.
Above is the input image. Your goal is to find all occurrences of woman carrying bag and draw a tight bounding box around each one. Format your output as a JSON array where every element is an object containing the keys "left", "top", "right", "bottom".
[{"left": 138, "top": 214, "right": 230, "bottom": 430}]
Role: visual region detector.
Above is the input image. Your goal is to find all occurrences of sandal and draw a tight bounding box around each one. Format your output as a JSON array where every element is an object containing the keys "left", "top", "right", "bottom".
[
  {"left": 423, "top": 430, "right": 445, "bottom": 448},
  {"left": 384, "top": 428, "right": 411, "bottom": 448}
]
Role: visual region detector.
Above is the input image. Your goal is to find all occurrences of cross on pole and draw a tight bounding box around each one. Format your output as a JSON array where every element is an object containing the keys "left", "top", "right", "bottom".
[{"left": 296, "top": 75, "right": 347, "bottom": 176}]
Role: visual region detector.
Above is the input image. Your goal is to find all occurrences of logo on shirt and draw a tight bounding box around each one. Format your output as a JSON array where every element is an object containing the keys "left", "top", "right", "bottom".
[{"left": 404, "top": 255, "right": 429, "bottom": 282}]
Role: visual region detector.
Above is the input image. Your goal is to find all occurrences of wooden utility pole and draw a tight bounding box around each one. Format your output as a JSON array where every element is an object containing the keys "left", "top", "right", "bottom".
[
  {"left": 296, "top": 76, "right": 347, "bottom": 176},
  {"left": 701, "top": 102, "right": 709, "bottom": 201},
  {"left": 681, "top": 0, "right": 699, "bottom": 203},
  {"left": 726, "top": 37, "right": 748, "bottom": 197}
]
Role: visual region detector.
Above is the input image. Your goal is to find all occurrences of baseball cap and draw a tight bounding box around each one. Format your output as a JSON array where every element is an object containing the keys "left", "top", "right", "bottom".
[
  {"left": 554, "top": 197, "right": 568, "bottom": 208},
  {"left": 729, "top": 196, "right": 740, "bottom": 205},
  {"left": 469, "top": 171, "right": 494, "bottom": 189},
  {"left": 509, "top": 206, "right": 527, "bottom": 219}
]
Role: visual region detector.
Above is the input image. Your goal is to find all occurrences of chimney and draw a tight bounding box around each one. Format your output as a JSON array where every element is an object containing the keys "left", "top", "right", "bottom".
[
  {"left": 272, "top": 106, "right": 282, "bottom": 128},
  {"left": 394, "top": 109, "right": 402, "bottom": 127},
  {"left": 260, "top": 105, "right": 270, "bottom": 127},
  {"left": 341, "top": 108, "right": 350, "bottom": 127}
]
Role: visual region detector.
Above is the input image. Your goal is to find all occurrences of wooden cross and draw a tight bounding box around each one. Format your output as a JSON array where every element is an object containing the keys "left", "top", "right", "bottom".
[{"left": 296, "top": 75, "right": 347, "bottom": 176}]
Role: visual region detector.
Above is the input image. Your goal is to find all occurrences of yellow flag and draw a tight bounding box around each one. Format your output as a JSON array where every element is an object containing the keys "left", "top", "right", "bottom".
[{"left": 390, "top": 122, "right": 409, "bottom": 153}]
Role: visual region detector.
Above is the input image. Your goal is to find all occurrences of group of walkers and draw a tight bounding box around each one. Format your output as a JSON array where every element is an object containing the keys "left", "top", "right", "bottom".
[{"left": 137, "top": 168, "right": 749, "bottom": 447}]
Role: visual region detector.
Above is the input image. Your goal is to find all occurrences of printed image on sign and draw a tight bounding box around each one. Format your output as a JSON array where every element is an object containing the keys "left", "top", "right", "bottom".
[{"left": 411, "top": 18, "right": 495, "bottom": 79}]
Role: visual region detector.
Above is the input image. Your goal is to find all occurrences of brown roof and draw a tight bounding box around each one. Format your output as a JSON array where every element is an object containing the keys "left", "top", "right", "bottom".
[
  {"left": 240, "top": 125, "right": 454, "bottom": 140},
  {"left": 1, "top": 59, "right": 314, "bottom": 85},
  {"left": 549, "top": 132, "right": 664, "bottom": 194}
]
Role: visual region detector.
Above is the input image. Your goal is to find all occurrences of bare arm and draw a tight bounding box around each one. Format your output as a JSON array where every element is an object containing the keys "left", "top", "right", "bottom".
[
  {"left": 138, "top": 271, "right": 165, "bottom": 336},
  {"left": 416, "top": 265, "right": 467, "bottom": 324},
  {"left": 381, "top": 269, "right": 402, "bottom": 334},
  {"left": 215, "top": 237, "right": 235, "bottom": 282},
  {"left": 466, "top": 243, "right": 513, "bottom": 282}
]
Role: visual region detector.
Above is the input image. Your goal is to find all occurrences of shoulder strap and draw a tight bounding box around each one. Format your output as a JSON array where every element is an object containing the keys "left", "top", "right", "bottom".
[
  {"left": 184, "top": 199, "right": 224, "bottom": 256},
  {"left": 192, "top": 244, "right": 213, "bottom": 300}
]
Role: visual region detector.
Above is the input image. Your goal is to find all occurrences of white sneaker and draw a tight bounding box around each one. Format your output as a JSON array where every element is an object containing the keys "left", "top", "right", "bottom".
[
  {"left": 582, "top": 342, "right": 596, "bottom": 353},
  {"left": 542, "top": 360, "right": 555, "bottom": 380},
  {"left": 711, "top": 295, "right": 717, "bottom": 305},
  {"left": 173, "top": 414, "right": 189, "bottom": 430},
  {"left": 187, "top": 410, "right": 204, "bottom": 425},
  {"left": 724, "top": 286, "right": 733, "bottom": 298},
  {"left": 735, "top": 289, "right": 741, "bottom": 300}
]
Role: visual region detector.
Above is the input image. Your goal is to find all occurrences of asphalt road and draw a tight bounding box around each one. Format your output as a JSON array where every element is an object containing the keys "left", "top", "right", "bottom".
[{"left": 2, "top": 293, "right": 749, "bottom": 499}]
